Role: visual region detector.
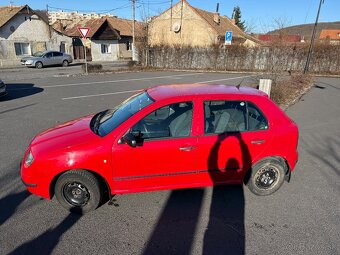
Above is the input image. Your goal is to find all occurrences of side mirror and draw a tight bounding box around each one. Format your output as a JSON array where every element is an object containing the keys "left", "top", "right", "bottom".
[{"left": 122, "top": 133, "right": 137, "bottom": 147}]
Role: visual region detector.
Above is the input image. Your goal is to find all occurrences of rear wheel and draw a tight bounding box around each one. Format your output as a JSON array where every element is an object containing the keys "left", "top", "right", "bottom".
[
  {"left": 35, "top": 61, "right": 43, "bottom": 69},
  {"left": 55, "top": 170, "right": 102, "bottom": 214},
  {"left": 62, "top": 60, "right": 69, "bottom": 67},
  {"left": 246, "top": 158, "right": 285, "bottom": 196}
]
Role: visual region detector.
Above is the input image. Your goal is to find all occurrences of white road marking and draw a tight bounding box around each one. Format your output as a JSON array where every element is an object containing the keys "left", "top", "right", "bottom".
[
  {"left": 45, "top": 73, "right": 204, "bottom": 88},
  {"left": 194, "top": 74, "right": 259, "bottom": 84},
  {"left": 62, "top": 89, "right": 141, "bottom": 100}
]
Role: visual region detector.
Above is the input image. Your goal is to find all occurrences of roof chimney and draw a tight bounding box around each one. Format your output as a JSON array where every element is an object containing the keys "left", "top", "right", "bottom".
[{"left": 214, "top": 3, "right": 220, "bottom": 25}]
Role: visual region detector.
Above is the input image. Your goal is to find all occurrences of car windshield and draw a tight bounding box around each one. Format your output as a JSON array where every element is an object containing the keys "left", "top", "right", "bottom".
[
  {"left": 92, "top": 91, "right": 154, "bottom": 137},
  {"left": 32, "top": 51, "right": 45, "bottom": 57}
]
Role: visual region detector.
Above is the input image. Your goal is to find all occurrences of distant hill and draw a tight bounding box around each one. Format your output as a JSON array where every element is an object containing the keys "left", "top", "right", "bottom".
[{"left": 268, "top": 21, "right": 340, "bottom": 39}]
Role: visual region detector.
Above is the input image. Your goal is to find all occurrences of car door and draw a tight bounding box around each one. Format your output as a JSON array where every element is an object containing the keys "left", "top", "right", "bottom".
[
  {"left": 43, "top": 52, "right": 54, "bottom": 66},
  {"left": 53, "top": 52, "right": 63, "bottom": 65},
  {"left": 196, "top": 100, "right": 272, "bottom": 185},
  {"left": 112, "top": 101, "right": 199, "bottom": 193}
]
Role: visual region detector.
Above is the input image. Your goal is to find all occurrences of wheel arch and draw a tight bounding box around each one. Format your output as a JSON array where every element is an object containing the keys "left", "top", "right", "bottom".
[
  {"left": 244, "top": 156, "right": 291, "bottom": 185},
  {"left": 49, "top": 169, "right": 111, "bottom": 199}
]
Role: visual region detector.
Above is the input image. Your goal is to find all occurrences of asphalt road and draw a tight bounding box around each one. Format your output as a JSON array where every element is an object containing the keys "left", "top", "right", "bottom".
[{"left": 0, "top": 70, "right": 339, "bottom": 255}]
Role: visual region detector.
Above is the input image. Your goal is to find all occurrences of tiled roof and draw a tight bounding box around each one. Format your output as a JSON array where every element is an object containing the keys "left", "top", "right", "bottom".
[
  {"left": 0, "top": 5, "right": 27, "bottom": 28},
  {"left": 320, "top": 29, "right": 340, "bottom": 40},
  {"left": 0, "top": 5, "right": 50, "bottom": 28},
  {"left": 258, "top": 34, "right": 302, "bottom": 43},
  {"left": 190, "top": 6, "right": 260, "bottom": 44},
  {"left": 58, "top": 17, "right": 144, "bottom": 38}
]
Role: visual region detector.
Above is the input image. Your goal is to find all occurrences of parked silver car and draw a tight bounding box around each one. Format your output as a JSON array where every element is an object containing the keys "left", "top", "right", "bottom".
[
  {"left": 0, "top": 79, "right": 7, "bottom": 98},
  {"left": 21, "top": 51, "right": 73, "bottom": 69}
]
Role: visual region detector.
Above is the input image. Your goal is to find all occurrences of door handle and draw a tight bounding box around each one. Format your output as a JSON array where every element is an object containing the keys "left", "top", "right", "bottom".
[
  {"left": 251, "top": 140, "right": 265, "bottom": 145},
  {"left": 179, "top": 146, "right": 195, "bottom": 151}
]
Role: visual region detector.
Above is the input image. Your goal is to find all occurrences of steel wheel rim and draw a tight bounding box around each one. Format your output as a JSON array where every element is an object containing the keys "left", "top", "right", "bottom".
[
  {"left": 255, "top": 165, "right": 279, "bottom": 190},
  {"left": 63, "top": 182, "right": 90, "bottom": 207}
]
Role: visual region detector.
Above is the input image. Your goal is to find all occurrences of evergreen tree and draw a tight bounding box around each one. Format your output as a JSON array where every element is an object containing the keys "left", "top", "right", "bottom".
[{"left": 232, "top": 6, "right": 246, "bottom": 31}]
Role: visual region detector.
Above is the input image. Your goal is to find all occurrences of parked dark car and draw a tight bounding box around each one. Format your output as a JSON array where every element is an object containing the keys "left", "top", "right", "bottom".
[
  {"left": 0, "top": 79, "right": 7, "bottom": 97},
  {"left": 21, "top": 51, "right": 73, "bottom": 69}
]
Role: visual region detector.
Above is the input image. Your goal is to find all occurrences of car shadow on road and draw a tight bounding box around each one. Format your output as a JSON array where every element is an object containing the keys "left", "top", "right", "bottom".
[
  {"left": 1, "top": 83, "right": 43, "bottom": 101},
  {"left": 143, "top": 133, "right": 249, "bottom": 255},
  {"left": 9, "top": 213, "right": 81, "bottom": 255}
]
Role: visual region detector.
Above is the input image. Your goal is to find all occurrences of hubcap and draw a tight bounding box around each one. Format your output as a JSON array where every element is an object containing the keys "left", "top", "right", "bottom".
[
  {"left": 63, "top": 182, "right": 90, "bottom": 207},
  {"left": 255, "top": 166, "right": 279, "bottom": 190}
]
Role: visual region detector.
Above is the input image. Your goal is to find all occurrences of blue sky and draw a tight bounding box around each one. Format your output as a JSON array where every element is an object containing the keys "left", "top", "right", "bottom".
[{"left": 5, "top": 0, "right": 339, "bottom": 32}]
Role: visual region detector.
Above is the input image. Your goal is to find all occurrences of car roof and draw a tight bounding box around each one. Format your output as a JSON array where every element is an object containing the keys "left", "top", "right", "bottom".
[{"left": 147, "top": 84, "right": 268, "bottom": 101}]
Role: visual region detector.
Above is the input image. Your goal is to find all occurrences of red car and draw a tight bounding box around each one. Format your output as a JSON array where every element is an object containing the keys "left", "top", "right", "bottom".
[{"left": 21, "top": 84, "right": 298, "bottom": 213}]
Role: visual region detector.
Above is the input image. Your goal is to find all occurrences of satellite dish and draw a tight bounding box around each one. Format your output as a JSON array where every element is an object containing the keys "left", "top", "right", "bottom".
[{"left": 172, "top": 23, "right": 181, "bottom": 33}]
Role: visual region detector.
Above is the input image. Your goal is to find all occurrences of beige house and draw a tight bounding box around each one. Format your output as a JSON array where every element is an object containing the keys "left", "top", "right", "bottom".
[{"left": 148, "top": 0, "right": 259, "bottom": 47}]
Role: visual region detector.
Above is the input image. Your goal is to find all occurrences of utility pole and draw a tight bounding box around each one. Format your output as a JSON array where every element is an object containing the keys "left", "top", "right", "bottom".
[
  {"left": 304, "top": 0, "right": 325, "bottom": 74},
  {"left": 132, "top": 0, "right": 137, "bottom": 61},
  {"left": 170, "top": 0, "right": 173, "bottom": 31}
]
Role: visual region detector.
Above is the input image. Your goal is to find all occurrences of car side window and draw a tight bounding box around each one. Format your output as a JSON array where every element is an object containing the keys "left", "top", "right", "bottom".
[
  {"left": 53, "top": 52, "right": 63, "bottom": 57},
  {"left": 44, "top": 52, "right": 53, "bottom": 58},
  {"left": 131, "top": 102, "right": 193, "bottom": 139},
  {"left": 204, "top": 101, "right": 247, "bottom": 134},
  {"left": 247, "top": 102, "right": 268, "bottom": 131}
]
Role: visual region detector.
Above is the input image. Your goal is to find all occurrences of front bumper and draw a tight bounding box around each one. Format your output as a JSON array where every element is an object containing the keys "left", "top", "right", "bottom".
[{"left": 20, "top": 159, "right": 51, "bottom": 199}]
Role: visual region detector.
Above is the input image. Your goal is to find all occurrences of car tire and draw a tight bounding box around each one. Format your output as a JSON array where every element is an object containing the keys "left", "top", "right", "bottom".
[
  {"left": 55, "top": 170, "right": 102, "bottom": 214},
  {"left": 245, "top": 158, "right": 285, "bottom": 196},
  {"left": 35, "top": 61, "right": 43, "bottom": 69},
  {"left": 62, "top": 60, "right": 69, "bottom": 67}
]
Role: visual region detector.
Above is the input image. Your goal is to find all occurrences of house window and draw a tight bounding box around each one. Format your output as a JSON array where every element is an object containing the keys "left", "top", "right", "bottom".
[
  {"left": 126, "top": 41, "right": 132, "bottom": 51},
  {"left": 101, "top": 44, "right": 111, "bottom": 54},
  {"left": 14, "top": 43, "right": 30, "bottom": 56}
]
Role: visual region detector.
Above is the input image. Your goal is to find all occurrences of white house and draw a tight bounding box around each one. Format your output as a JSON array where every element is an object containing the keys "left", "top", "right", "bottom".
[{"left": 0, "top": 5, "right": 72, "bottom": 67}]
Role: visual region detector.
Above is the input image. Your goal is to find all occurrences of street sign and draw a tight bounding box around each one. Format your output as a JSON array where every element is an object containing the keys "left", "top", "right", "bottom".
[
  {"left": 225, "top": 31, "right": 233, "bottom": 45},
  {"left": 78, "top": 27, "right": 90, "bottom": 38}
]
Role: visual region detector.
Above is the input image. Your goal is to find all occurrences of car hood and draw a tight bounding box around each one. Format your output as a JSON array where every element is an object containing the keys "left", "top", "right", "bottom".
[
  {"left": 30, "top": 115, "right": 98, "bottom": 153},
  {"left": 21, "top": 57, "right": 41, "bottom": 61}
]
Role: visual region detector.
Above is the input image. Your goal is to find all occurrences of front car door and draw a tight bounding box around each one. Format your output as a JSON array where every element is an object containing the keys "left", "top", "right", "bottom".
[
  {"left": 112, "top": 100, "right": 199, "bottom": 193},
  {"left": 43, "top": 52, "right": 54, "bottom": 66},
  {"left": 196, "top": 99, "right": 272, "bottom": 185}
]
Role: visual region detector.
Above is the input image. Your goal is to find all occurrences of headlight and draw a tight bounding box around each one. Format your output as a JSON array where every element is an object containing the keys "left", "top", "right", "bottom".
[
  {"left": 25, "top": 150, "right": 34, "bottom": 167},
  {"left": 25, "top": 60, "right": 33, "bottom": 64}
]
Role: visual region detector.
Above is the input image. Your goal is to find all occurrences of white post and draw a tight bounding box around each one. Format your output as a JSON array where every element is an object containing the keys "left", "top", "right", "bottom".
[{"left": 259, "top": 79, "right": 272, "bottom": 97}]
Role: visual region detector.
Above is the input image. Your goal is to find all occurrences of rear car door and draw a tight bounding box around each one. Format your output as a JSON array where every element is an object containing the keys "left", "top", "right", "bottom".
[
  {"left": 112, "top": 101, "right": 199, "bottom": 192},
  {"left": 196, "top": 100, "right": 272, "bottom": 184},
  {"left": 43, "top": 52, "right": 54, "bottom": 66},
  {"left": 52, "top": 52, "right": 64, "bottom": 65}
]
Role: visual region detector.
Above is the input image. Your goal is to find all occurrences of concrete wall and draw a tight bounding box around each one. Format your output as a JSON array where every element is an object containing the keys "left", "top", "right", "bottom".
[
  {"left": 0, "top": 13, "right": 73, "bottom": 66},
  {"left": 91, "top": 40, "right": 119, "bottom": 61},
  {"left": 148, "top": 1, "right": 218, "bottom": 47},
  {"left": 118, "top": 37, "right": 132, "bottom": 59}
]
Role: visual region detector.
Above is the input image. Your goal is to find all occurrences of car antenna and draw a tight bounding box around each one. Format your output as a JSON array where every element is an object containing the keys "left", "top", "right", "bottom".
[{"left": 236, "top": 77, "right": 245, "bottom": 89}]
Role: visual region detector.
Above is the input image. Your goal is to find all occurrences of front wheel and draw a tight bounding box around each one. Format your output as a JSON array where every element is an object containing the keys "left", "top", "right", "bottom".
[
  {"left": 245, "top": 158, "right": 285, "bottom": 196},
  {"left": 35, "top": 61, "right": 43, "bottom": 69},
  {"left": 55, "top": 170, "right": 102, "bottom": 214}
]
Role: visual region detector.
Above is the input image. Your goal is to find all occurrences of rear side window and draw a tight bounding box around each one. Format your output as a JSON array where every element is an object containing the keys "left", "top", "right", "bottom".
[
  {"left": 204, "top": 100, "right": 268, "bottom": 134},
  {"left": 53, "top": 52, "right": 63, "bottom": 57},
  {"left": 247, "top": 102, "right": 268, "bottom": 131},
  {"left": 204, "top": 101, "right": 247, "bottom": 134}
]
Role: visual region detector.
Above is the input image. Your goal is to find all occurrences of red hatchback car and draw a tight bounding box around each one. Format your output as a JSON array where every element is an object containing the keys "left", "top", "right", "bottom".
[{"left": 21, "top": 84, "right": 298, "bottom": 213}]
